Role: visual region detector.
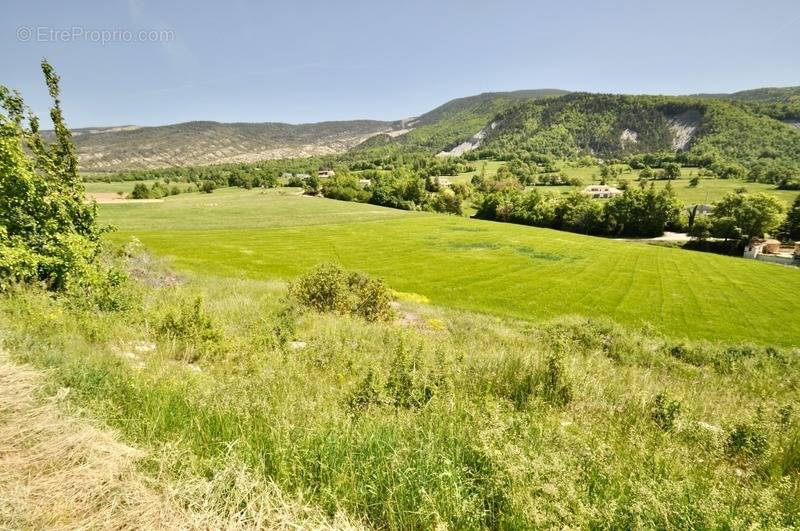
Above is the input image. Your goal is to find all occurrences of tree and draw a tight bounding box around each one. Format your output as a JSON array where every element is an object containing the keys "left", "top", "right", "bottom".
[
  {"left": 130, "top": 182, "right": 150, "bottom": 199},
  {"left": 778, "top": 194, "right": 800, "bottom": 241},
  {"left": 710, "top": 192, "right": 784, "bottom": 240},
  {"left": 200, "top": 180, "right": 216, "bottom": 193},
  {"left": 553, "top": 191, "right": 604, "bottom": 235},
  {"left": 639, "top": 166, "right": 654, "bottom": 181},
  {"left": 0, "top": 60, "right": 110, "bottom": 294},
  {"left": 429, "top": 188, "right": 462, "bottom": 215},
  {"left": 688, "top": 215, "right": 712, "bottom": 240},
  {"left": 599, "top": 164, "right": 612, "bottom": 184},
  {"left": 604, "top": 186, "right": 681, "bottom": 237},
  {"left": 662, "top": 162, "right": 681, "bottom": 180}
]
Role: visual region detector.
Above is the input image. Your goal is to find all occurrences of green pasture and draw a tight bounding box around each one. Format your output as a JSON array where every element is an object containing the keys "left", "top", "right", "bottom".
[
  {"left": 101, "top": 188, "right": 800, "bottom": 346},
  {"left": 84, "top": 179, "right": 157, "bottom": 193},
  {"left": 452, "top": 160, "right": 506, "bottom": 184}
]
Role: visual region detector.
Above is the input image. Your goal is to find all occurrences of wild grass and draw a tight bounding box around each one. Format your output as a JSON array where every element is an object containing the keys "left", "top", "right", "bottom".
[
  {"left": 99, "top": 189, "right": 800, "bottom": 346},
  {"left": 0, "top": 349, "right": 357, "bottom": 529},
  {"left": 1, "top": 252, "right": 798, "bottom": 528}
]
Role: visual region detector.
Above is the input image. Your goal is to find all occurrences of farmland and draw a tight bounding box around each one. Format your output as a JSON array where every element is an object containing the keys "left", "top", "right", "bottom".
[
  {"left": 453, "top": 163, "right": 800, "bottom": 205},
  {"left": 101, "top": 188, "right": 800, "bottom": 346},
  {"left": 4, "top": 39, "right": 800, "bottom": 529}
]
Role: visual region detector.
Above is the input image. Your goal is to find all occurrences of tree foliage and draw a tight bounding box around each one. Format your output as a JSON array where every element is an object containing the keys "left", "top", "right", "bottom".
[
  {"left": 709, "top": 192, "right": 784, "bottom": 240},
  {"left": 0, "top": 60, "right": 113, "bottom": 297}
]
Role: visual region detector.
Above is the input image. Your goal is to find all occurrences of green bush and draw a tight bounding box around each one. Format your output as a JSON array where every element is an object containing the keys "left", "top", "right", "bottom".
[
  {"left": 289, "top": 263, "right": 393, "bottom": 322},
  {"left": 158, "top": 295, "right": 223, "bottom": 361},
  {"left": 650, "top": 393, "right": 681, "bottom": 431},
  {"left": 726, "top": 422, "right": 769, "bottom": 461},
  {"left": 130, "top": 182, "right": 151, "bottom": 199}
]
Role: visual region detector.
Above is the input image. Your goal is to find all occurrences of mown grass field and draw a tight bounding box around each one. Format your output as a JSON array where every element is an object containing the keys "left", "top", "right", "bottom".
[
  {"left": 84, "top": 179, "right": 158, "bottom": 194},
  {"left": 100, "top": 188, "right": 800, "bottom": 346}
]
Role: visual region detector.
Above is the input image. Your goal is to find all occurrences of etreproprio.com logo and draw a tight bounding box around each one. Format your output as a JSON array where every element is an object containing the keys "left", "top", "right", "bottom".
[{"left": 17, "top": 26, "right": 174, "bottom": 45}]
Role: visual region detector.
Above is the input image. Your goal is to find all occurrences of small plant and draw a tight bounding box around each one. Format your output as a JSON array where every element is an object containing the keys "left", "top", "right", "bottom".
[
  {"left": 158, "top": 295, "right": 222, "bottom": 361},
  {"left": 650, "top": 393, "right": 681, "bottom": 431},
  {"left": 346, "top": 369, "right": 383, "bottom": 415},
  {"left": 726, "top": 422, "right": 768, "bottom": 461},
  {"left": 271, "top": 304, "right": 298, "bottom": 346},
  {"left": 385, "top": 345, "right": 434, "bottom": 410},
  {"left": 289, "top": 263, "right": 393, "bottom": 322},
  {"left": 540, "top": 352, "right": 572, "bottom": 406}
]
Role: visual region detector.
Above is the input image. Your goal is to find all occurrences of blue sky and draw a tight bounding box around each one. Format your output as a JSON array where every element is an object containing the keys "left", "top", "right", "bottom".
[{"left": 3, "top": 0, "right": 800, "bottom": 128}]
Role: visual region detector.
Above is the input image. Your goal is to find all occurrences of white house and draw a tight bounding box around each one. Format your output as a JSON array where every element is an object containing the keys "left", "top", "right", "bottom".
[{"left": 583, "top": 185, "right": 622, "bottom": 199}]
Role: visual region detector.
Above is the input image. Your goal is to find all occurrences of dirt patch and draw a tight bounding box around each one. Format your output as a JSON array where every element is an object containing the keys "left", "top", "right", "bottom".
[
  {"left": 0, "top": 350, "right": 363, "bottom": 530},
  {"left": 87, "top": 192, "right": 164, "bottom": 204}
]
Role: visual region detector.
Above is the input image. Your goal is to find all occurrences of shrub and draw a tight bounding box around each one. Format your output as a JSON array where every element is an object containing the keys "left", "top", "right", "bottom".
[
  {"left": 270, "top": 304, "right": 298, "bottom": 346},
  {"left": 288, "top": 263, "right": 393, "bottom": 322},
  {"left": 346, "top": 369, "right": 383, "bottom": 414},
  {"left": 200, "top": 180, "right": 216, "bottom": 193},
  {"left": 726, "top": 422, "right": 769, "bottom": 461},
  {"left": 158, "top": 296, "right": 223, "bottom": 361},
  {"left": 540, "top": 352, "right": 573, "bottom": 406},
  {"left": 130, "top": 182, "right": 151, "bottom": 199},
  {"left": 385, "top": 346, "right": 435, "bottom": 410},
  {"left": 650, "top": 393, "right": 681, "bottom": 431}
]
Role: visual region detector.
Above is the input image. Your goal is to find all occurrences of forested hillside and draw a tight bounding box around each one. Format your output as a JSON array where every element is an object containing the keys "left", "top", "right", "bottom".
[
  {"left": 474, "top": 93, "right": 800, "bottom": 168},
  {"left": 352, "top": 90, "right": 568, "bottom": 156},
  {"left": 698, "top": 86, "right": 800, "bottom": 122}
]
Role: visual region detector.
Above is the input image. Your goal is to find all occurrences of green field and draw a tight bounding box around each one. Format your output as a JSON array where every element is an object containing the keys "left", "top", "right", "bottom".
[
  {"left": 83, "top": 179, "right": 159, "bottom": 194},
  {"left": 452, "top": 160, "right": 506, "bottom": 184},
  {"left": 101, "top": 188, "right": 800, "bottom": 346},
  {"left": 455, "top": 163, "right": 800, "bottom": 205},
  {"left": 646, "top": 178, "right": 800, "bottom": 205},
  {"left": 558, "top": 167, "right": 799, "bottom": 205}
]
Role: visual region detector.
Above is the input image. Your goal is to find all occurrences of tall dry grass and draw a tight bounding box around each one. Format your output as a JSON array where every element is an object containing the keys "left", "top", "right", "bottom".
[{"left": 0, "top": 352, "right": 362, "bottom": 530}]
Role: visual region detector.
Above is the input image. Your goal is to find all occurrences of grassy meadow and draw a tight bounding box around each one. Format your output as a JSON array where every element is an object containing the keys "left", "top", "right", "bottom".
[
  {"left": 3, "top": 258, "right": 799, "bottom": 528},
  {"left": 454, "top": 162, "right": 800, "bottom": 205},
  {"left": 83, "top": 179, "right": 158, "bottom": 194},
  {"left": 99, "top": 188, "right": 800, "bottom": 346}
]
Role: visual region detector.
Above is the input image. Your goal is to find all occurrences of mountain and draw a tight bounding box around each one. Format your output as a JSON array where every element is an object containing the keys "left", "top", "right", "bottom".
[
  {"left": 65, "top": 119, "right": 398, "bottom": 171},
  {"left": 67, "top": 90, "right": 569, "bottom": 171},
  {"left": 353, "top": 89, "right": 569, "bottom": 156},
  {"left": 474, "top": 92, "right": 800, "bottom": 166},
  {"left": 64, "top": 86, "right": 800, "bottom": 171},
  {"left": 694, "top": 87, "right": 800, "bottom": 125},
  {"left": 696, "top": 86, "right": 800, "bottom": 103}
]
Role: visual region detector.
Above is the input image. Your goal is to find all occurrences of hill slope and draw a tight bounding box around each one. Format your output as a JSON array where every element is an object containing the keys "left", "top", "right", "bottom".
[
  {"left": 65, "top": 119, "right": 397, "bottom": 171},
  {"left": 476, "top": 93, "right": 800, "bottom": 165},
  {"left": 65, "top": 87, "right": 800, "bottom": 171},
  {"left": 697, "top": 86, "right": 800, "bottom": 103},
  {"left": 354, "top": 89, "right": 569, "bottom": 156}
]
